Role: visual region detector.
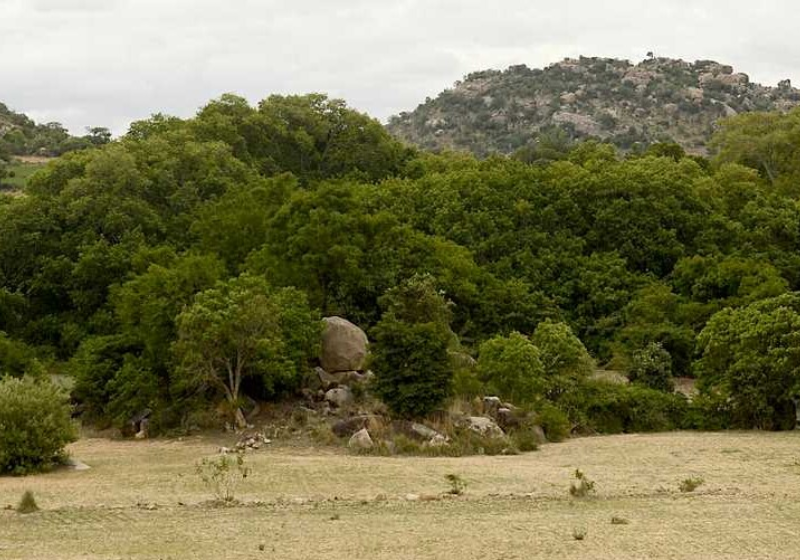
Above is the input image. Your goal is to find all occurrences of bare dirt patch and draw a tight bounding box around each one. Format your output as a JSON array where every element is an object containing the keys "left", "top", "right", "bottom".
[{"left": 1, "top": 431, "right": 799, "bottom": 559}]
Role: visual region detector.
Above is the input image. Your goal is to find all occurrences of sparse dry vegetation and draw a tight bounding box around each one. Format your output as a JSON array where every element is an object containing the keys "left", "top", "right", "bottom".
[{"left": 2, "top": 431, "right": 800, "bottom": 559}]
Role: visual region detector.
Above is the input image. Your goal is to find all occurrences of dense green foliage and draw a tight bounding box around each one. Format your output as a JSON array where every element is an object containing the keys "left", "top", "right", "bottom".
[
  {"left": 372, "top": 276, "right": 455, "bottom": 417},
  {"left": 0, "top": 376, "right": 78, "bottom": 475},
  {"left": 477, "top": 332, "right": 546, "bottom": 404},
  {"left": 696, "top": 294, "right": 800, "bottom": 430},
  {"left": 628, "top": 342, "right": 673, "bottom": 392},
  {"left": 3, "top": 90, "right": 800, "bottom": 432},
  {"left": 174, "top": 275, "right": 320, "bottom": 427}
]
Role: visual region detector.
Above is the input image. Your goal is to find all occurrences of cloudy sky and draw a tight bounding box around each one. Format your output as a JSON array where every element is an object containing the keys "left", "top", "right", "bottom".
[{"left": 1, "top": 0, "right": 798, "bottom": 135}]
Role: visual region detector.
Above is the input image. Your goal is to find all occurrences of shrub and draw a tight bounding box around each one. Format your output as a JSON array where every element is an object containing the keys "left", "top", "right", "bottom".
[
  {"left": 196, "top": 452, "right": 250, "bottom": 504},
  {"left": 569, "top": 469, "right": 596, "bottom": 498},
  {"left": 372, "top": 276, "right": 455, "bottom": 418},
  {"left": 445, "top": 473, "right": 467, "bottom": 495},
  {"left": 537, "top": 402, "right": 571, "bottom": 442},
  {"left": 559, "top": 380, "right": 688, "bottom": 434},
  {"left": 0, "top": 333, "right": 40, "bottom": 378},
  {"left": 628, "top": 342, "right": 673, "bottom": 392},
  {"left": 678, "top": 476, "right": 704, "bottom": 493},
  {"left": 0, "top": 377, "right": 78, "bottom": 475},
  {"left": 477, "top": 332, "right": 546, "bottom": 404},
  {"left": 16, "top": 490, "right": 38, "bottom": 514},
  {"left": 531, "top": 320, "right": 594, "bottom": 384},
  {"left": 695, "top": 294, "right": 800, "bottom": 430}
]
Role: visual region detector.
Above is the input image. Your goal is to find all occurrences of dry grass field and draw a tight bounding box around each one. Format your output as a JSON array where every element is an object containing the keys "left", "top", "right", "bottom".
[{"left": 2, "top": 431, "right": 800, "bottom": 559}]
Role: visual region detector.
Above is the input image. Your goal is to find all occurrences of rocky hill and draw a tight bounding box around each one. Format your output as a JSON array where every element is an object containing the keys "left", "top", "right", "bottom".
[
  {"left": 387, "top": 56, "right": 800, "bottom": 156},
  {"left": 0, "top": 102, "right": 108, "bottom": 158}
]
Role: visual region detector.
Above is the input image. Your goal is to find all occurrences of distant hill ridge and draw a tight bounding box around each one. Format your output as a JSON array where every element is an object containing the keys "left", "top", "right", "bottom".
[
  {"left": 0, "top": 102, "right": 108, "bottom": 158},
  {"left": 387, "top": 56, "right": 800, "bottom": 156}
]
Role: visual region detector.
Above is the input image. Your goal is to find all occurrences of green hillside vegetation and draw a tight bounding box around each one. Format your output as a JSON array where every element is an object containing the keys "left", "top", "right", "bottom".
[
  {"left": 0, "top": 101, "right": 110, "bottom": 191},
  {"left": 2, "top": 91, "right": 800, "bottom": 436},
  {"left": 387, "top": 56, "right": 800, "bottom": 156}
]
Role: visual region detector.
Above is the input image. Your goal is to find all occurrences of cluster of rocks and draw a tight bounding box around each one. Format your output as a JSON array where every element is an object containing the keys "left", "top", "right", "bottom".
[
  {"left": 218, "top": 431, "right": 272, "bottom": 454},
  {"left": 336, "top": 395, "right": 546, "bottom": 452},
  {"left": 301, "top": 317, "right": 373, "bottom": 414}
]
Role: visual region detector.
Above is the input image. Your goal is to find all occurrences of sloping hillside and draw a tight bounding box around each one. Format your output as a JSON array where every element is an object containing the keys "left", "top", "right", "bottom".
[
  {"left": 387, "top": 56, "right": 800, "bottom": 156},
  {"left": 0, "top": 102, "right": 108, "bottom": 158}
]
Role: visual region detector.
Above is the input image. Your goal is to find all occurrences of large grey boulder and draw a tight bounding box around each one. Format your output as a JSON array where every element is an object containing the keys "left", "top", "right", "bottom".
[{"left": 320, "top": 317, "right": 369, "bottom": 372}]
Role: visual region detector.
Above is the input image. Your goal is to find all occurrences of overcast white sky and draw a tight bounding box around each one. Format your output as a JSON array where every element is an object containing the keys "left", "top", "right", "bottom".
[{"left": 1, "top": 0, "right": 798, "bottom": 135}]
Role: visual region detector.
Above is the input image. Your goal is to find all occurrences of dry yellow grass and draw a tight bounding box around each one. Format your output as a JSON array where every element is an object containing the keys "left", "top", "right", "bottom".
[{"left": 2, "top": 431, "right": 800, "bottom": 559}]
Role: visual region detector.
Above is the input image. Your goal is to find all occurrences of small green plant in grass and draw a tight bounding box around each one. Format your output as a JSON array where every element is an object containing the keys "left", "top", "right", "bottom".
[
  {"left": 610, "top": 516, "right": 629, "bottom": 525},
  {"left": 196, "top": 452, "right": 250, "bottom": 504},
  {"left": 569, "top": 469, "right": 596, "bottom": 498},
  {"left": 678, "top": 476, "right": 704, "bottom": 493},
  {"left": 445, "top": 473, "right": 467, "bottom": 495},
  {"left": 572, "top": 526, "right": 588, "bottom": 540},
  {"left": 16, "top": 490, "right": 39, "bottom": 514}
]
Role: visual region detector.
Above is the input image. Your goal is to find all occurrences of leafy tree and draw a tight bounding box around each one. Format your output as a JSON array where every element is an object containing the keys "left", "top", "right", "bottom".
[
  {"left": 173, "top": 274, "right": 320, "bottom": 428},
  {"left": 372, "top": 276, "right": 455, "bottom": 418},
  {"left": 711, "top": 108, "right": 800, "bottom": 191},
  {"left": 696, "top": 293, "right": 800, "bottom": 429},
  {"left": 530, "top": 320, "right": 594, "bottom": 396},
  {"left": 477, "top": 332, "right": 546, "bottom": 404}
]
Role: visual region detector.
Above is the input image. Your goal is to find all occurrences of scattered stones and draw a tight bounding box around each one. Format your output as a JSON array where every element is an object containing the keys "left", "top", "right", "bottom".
[
  {"left": 424, "top": 434, "right": 450, "bottom": 448},
  {"left": 325, "top": 386, "right": 355, "bottom": 408},
  {"left": 321, "top": 317, "right": 369, "bottom": 372},
  {"left": 235, "top": 432, "right": 272, "bottom": 452},
  {"left": 348, "top": 428, "right": 374, "bottom": 450}
]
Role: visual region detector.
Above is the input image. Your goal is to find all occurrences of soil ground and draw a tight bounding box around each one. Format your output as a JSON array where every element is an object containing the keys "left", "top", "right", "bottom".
[{"left": 1, "top": 431, "right": 799, "bottom": 559}]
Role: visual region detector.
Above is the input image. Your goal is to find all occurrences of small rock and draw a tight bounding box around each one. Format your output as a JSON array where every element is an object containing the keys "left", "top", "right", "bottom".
[
  {"left": 496, "top": 407, "right": 521, "bottom": 430},
  {"left": 63, "top": 457, "right": 91, "bottom": 471},
  {"left": 332, "top": 416, "right": 371, "bottom": 437},
  {"left": 483, "top": 396, "right": 502, "bottom": 417},
  {"left": 325, "top": 386, "right": 355, "bottom": 408},
  {"left": 405, "top": 493, "right": 420, "bottom": 502},
  {"left": 463, "top": 416, "right": 506, "bottom": 439},
  {"left": 348, "top": 428, "right": 374, "bottom": 450},
  {"left": 408, "top": 422, "right": 441, "bottom": 441}
]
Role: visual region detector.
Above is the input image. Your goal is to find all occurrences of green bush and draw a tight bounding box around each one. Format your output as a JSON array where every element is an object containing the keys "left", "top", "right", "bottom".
[
  {"left": 16, "top": 490, "right": 39, "bottom": 514},
  {"left": 628, "top": 342, "right": 673, "bottom": 392},
  {"left": 695, "top": 294, "right": 800, "bottom": 430},
  {"left": 372, "top": 276, "right": 455, "bottom": 418},
  {"left": 372, "top": 319, "right": 453, "bottom": 418},
  {"left": 537, "top": 402, "right": 571, "bottom": 442},
  {"left": 560, "top": 380, "right": 688, "bottom": 434},
  {"left": 477, "top": 332, "right": 546, "bottom": 404},
  {"left": 0, "top": 377, "right": 78, "bottom": 475}
]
